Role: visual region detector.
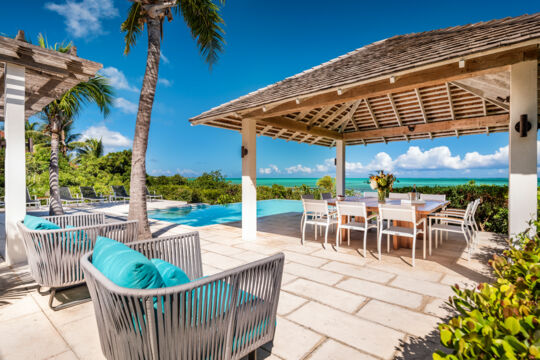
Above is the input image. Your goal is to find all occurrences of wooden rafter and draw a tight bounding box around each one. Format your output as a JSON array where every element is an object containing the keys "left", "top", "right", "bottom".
[
  {"left": 273, "top": 128, "right": 287, "bottom": 139},
  {"left": 310, "top": 136, "right": 322, "bottom": 144},
  {"left": 365, "top": 99, "right": 379, "bottom": 128},
  {"left": 450, "top": 81, "right": 510, "bottom": 110},
  {"left": 415, "top": 88, "right": 428, "bottom": 123},
  {"left": 332, "top": 100, "right": 362, "bottom": 131},
  {"left": 387, "top": 93, "right": 402, "bottom": 126},
  {"left": 319, "top": 103, "right": 350, "bottom": 128},
  {"left": 446, "top": 82, "right": 456, "bottom": 120},
  {"left": 259, "top": 124, "right": 272, "bottom": 135},
  {"left": 307, "top": 105, "right": 332, "bottom": 125}
]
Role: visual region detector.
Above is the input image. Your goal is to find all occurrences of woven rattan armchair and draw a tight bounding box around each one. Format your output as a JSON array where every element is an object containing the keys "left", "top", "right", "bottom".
[
  {"left": 18, "top": 213, "right": 138, "bottom": 310},
  {"left": 81, "top": 232, "right": 285, "bottom": 360}
]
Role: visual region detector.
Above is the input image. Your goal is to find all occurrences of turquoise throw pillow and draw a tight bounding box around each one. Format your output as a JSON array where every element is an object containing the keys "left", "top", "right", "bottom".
[
  {"left": 24, "top": 215, "right": 61, "bottom": 230},
  {"left": 151, "top": 258, "right": 190, "bottom": 287},
  {"left": 63, "top": 225, "right": 90, "bottom": 252},
  {"left": 92, "top": 236, "right": 165, "bottom": 289}
]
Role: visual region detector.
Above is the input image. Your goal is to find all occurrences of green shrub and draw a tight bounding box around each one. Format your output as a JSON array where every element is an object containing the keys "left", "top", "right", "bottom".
[{"left": 434, "top": 221, "right": 540, "bottom": 359}]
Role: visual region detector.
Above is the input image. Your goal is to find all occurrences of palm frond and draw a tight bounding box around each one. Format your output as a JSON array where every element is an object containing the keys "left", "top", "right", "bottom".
[
  {"left": 121, "top": 2, "right": 144, "bottom": 55},
  {"left": 177, "top": 0, "right": 226, "bottom": 67}
]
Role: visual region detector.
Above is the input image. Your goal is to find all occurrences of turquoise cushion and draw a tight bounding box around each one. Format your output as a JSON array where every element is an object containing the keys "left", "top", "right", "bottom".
[
  {"left": 24, "top": 215, "right": 61, "bottom": 230},
  {"left": 63, "top": 225, "right": 90, "bottom": 252},
  {"left": 92, "top": 236, "right": 165, "bottom": 289},
  {"left": 151, "top": 259, "right": 190, "bottom": 287}
]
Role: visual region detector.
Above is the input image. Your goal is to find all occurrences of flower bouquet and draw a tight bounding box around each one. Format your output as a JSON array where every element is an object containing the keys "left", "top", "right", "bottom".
[{"left": 369, "top": 171, "right": 396, "bottom": 203}]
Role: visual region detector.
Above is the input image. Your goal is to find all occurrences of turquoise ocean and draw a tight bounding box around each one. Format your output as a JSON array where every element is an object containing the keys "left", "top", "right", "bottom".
[{"left": 226, "top": 178, "right": 509, "bottom": 192}]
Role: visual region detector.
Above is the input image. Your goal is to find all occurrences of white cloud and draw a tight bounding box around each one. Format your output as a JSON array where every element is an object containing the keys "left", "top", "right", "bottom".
[
  {"left": 115, "top": 97, "right": 138, "bottom": 114},
  {"left": 158, "top": 78, "right": 173, "bottom": 87},
  {"left": 259, "top": 164, "right": 280, "bottom": 175},
  {"left": 100, "top": 67, "right": 138, "bottom": 92},
  {"left": 161, "top": 53, "right": 170, "bottom": 64},
  {"left": 176, "top": 168, "right": 198, "bottom": 177},
  {"left": 285, "top": 164, "right": 313, "bottom": 174},
  {"left": 45, "top": 0, "right": 118, "bottom": 38},
  {"left": 80, "top": 125, "right": 132, "bottom": 151}
]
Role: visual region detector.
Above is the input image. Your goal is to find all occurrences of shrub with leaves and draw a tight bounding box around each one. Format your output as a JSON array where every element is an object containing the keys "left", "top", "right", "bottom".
[{"left": 434, "top": 221, "right": 540, "bottom": 359}]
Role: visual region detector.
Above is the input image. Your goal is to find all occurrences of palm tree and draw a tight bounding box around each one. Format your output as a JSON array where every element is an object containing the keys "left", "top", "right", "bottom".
[
  {"left": 38, "top": 34, "right": 114, "bottom": 215},
  {"left": 75, "top": 138, "right": 104, "bottom": 162},
  {"left": 121, "top": 0, "right": 226, "bottom": 238}
]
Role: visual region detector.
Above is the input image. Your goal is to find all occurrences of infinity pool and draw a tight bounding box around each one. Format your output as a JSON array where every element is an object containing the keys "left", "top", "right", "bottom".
[{"left": 148, "top": 199, "right": 303, "bottom": 227}]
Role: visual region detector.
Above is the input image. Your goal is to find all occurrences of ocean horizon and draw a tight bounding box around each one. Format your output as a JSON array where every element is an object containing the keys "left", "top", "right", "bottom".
[{"left": 226, "top": 177, "right": 510, "bottom": 191}]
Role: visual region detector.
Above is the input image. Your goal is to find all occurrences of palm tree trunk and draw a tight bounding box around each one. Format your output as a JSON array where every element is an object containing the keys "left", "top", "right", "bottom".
[
  {"left": 49, "top": 114, "right": 64, "bottom": 215},
  {"left": 128, "top": 17, "right": 161, "bottom": 239}
]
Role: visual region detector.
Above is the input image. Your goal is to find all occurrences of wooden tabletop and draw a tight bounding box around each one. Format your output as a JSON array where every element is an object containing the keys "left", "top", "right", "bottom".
[{"left": 328, "top": 197, "right": 450, "bottom": 215}]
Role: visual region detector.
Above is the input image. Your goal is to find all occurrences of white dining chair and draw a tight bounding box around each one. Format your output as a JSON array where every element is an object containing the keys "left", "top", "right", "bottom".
[
  {"left": 378, "top": 204, "right": 427, "bottom": 267},
  {"left": 301, "top": 199, "right": 337, "bottom": 247},
  {"left": 389, "top": 192, "right": 409, "bottom": 200},
  {"left": 335, "top": 201, "right": 378, "bottom": 256},
  {"left": 363, "top": 191, "right": 378, "bottom": 198},
  {"left": 436, "top": 199, "right": 480, "bottom": 249},
  {"left": 428, "top": 201, "right": 475, "bottom": 260}
]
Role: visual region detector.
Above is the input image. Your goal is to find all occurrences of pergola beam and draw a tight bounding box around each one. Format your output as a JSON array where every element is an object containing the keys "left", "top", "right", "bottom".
[
  {"left": 343, "top": 114, "right": 509, "bottom": 141},
  {"left": 257, "top": 116, "right": 342, "bottom": 140},
  {"left": 415, "top": 88, "right": 428, "bottom": 123},
  {"left": 365, "top": 99, "right": 379, "bottom": 128},
  {"left": 387, "top": 93, "right": 402, "bottom": 126}
]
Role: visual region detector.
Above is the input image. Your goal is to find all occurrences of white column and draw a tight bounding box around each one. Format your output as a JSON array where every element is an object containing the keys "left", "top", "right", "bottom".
[
  {"left": 336, "top": 140, "right": 345, "bottom": 196},
  {"left": 242, "top": 118, "right": 257, "bottom": 241},
  {"left": 4, "top": 63, "right": 27, "bottom": 264},
  {"left": 508, "top": 60, "right": 538, "bottom": 238}
]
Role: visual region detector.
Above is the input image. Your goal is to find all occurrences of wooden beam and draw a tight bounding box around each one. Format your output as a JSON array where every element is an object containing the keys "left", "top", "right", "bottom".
[
  {"left": 259, "top": 124, "right": 272, "bottom": 136},
  {"left": 343, "top": 114, "right": 509, "bottom": 141},
  {"left": 257, "top": 116, "right": 343, "bottom": 140},
  {"left": 365, "top": 99, "right": 379, "bottom": 128},
  {"left": 450, "top": 80, "right": 510, "bottom": 110},
  {"left": 309, "top": 136, "right": 322, "bottom": 145},
  {"left": 446, "top": 82, "right": 456, "bottom": 120},
  {"left": 387, "top": 93, "right": 402, "bottom": 126},
  {"left": 320, "top": 102, "right": 351, "bottom": 128},
  {"left": 273, "top": 128, "right": 287, "bottom": 139},
  {"left": 332, "top": 100, "right": 362, "bottom": 130},
  {"left": 238, "top": 46, "right": 537, "bottom": 120},
  {"left": 307, "top": 105, "right": 332, "bottom": 125},
  {"left": 415, "top": 88, "right": 428, "bottom": 123}
]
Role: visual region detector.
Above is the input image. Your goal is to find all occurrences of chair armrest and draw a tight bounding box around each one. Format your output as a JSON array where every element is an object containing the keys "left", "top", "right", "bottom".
[
  {"left": 416, "top": 217, "right": 426, "bottom": 226},
  {"left": 367, "top": 214, "right": 378, "bottom": 221},
  {"left": 429, "top": 216, "right": 465, "bottom": 224},
  {"left": 442, "top": 208, "right": 465, "bottom": 213}
]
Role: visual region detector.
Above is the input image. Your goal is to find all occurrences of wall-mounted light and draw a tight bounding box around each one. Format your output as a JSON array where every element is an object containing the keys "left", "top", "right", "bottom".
[
  {"left": 334, "top": 158, "right": 337, "bottom": 166},
  {"left": 241, "top": 146, "right": 248, "bottom": 158},
  {"left": 407, "top": 125, "right": 416, "bottom": 132},
  {"left": 295, "top": 98, "right": 301, "bottom": 104},
  {"left": 389, "top": 76, "right": 396, "bottom": 84},
  {"left": 514, "top": 114, "right": 531, "bottom": 137},
  {"left": 262, "top": 106, "right": 267, "bottom": 112},
  {"left": 458, "top": 59, "right": 465, "bottom": 68},
  {"left": 337, "top": 88, "right": 343, "bottom": 96}
]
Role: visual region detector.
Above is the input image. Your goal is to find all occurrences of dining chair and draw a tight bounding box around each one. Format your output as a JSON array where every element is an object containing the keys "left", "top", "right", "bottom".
[
  {"left": 378, "top": 204, "right": 427, "bottom": 267},
  {"left": 436, "top": 199, "right": 480, "bottom": 249},
  {"left": 301, "top": 194, "right": 315, "bottom": 200},
  {"left": 428, "top": 201, "right": 475, "bottom": 260},
  {"left": 335, "top": 201, "right": 378, "bottom": 256},
  {"left": 321, "top": 192, "right": 332, "bottom": 200},
  {"left": 363, "top": 191, "right": 378, "bottom": 198},
  {"left": 389, "top": 192, "right": 409, "bottom": 200},
  {"left": 301, "top": 199, "right": 337, "bottom": 247}
]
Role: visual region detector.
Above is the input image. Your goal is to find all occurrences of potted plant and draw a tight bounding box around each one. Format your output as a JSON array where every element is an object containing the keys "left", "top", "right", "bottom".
[{"left": 369, "top": 171, "right": 396, "bottom": 203}]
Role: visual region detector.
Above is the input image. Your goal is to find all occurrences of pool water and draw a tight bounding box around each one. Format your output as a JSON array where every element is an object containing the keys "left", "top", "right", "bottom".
[{"left": 148, "top": 199, "right": 303, "bottom": 227}]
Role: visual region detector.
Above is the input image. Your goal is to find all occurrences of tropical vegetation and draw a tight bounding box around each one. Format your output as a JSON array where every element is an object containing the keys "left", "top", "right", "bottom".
[
  {"left": 434, "top": 220, "right": 540, "bottom": 359},
  {"left": 120, "top": 0, "right": 226, "bottom": 239}
]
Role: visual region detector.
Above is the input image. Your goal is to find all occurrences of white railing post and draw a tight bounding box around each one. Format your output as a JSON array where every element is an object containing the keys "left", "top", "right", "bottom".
[
  {"left": 336, "top": 140, "right": 345, "bottom": 196},
  {"left": 4, "top": 63, "right": 27, "bottom": 264},
  {"left": 508, "top": 59, "right": 538, "bottom": 238},
  {"left": 242, "top": 118, "right": 257, "bottom": 241}
]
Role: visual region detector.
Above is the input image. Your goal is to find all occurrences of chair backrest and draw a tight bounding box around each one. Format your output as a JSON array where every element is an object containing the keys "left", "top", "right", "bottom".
[
  {"left": 389, "top": 192, "right": 409, "bottom": 200},
  {"left": 469, "top": 199, "right": 480, "bottom": 220},
  {"left": 59, "top": 187, "right": 74, "bottom": 200},
  {"left": 363, "top": 191, "right": 378, "bottom": 198},
  {"left": 301, "top": 194, "right": 314, "bottom": 200},
  {"left": 302, "top": 199, "right": 329, "bottom": 215},
  {"left": 111, "top": 185, "right": 128, "bottom": 197},
  {"left": 321, "top": 192, "right": 332, "bottom": 200},
  {"left": 145, "top": 186, "right": 151, "bottom": 195},
  {"left": 420, "top": 193, "right": 446, "bottom": 201},
  {"left": 26, "top": 188, "right": 33, "bottom": 202},
  {"left": 336, "top": 201, "right": 367, "bottom": 218},
  {"left": 378, "top": 204, "right": 416, "bottom": 223},
  {"left": 80, "top": 186, "right": 98, "bottom": 198}
]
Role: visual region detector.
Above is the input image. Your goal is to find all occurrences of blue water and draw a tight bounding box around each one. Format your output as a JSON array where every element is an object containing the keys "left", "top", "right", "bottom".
[{"left": 148, "top": 199, "right": 303, "bottom": 226}]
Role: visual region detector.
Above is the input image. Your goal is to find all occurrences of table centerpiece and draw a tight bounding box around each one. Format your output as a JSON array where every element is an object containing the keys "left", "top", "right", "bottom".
[{"left": 369, "top": 171, "right": 396, "bottom": 203}]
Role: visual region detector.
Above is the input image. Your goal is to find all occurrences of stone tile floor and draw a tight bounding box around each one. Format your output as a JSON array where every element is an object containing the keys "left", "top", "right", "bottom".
[{"left": 0, "top": 209, "right": 506, "bottom": 360}]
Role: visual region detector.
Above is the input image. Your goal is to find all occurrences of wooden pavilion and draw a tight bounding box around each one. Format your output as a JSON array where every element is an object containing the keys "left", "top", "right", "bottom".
[
  {"left": 1, "top": 31, "right": 102, "bottom": 264},
  {"left": 191, "top": 14, "right": 540, "bottom": 241}
]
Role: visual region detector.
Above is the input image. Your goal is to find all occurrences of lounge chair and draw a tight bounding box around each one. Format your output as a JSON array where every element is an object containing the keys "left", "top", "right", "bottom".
[
  {"left": 59, "top": 186, "right": 83, "bottom": 206},
  {"left": 111, "top": 185, "right": 130, "bottom": 202},
  {"left": 79, "top": 186, "right": 108, "bottom": 203},
  {"left": 26, "top": 188, "right": 41, "bottom": 208},
  {"left": 81, "top": 232, "right": 284, "bottom": 360},
  {"left": 146, "top": 186, "right": 163, "bottom": 201},
  {"left": 18, "top": 213, "right": 138, "bottom": 310}
]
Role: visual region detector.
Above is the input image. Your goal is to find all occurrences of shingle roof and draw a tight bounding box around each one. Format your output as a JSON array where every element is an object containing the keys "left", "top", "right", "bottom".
[{"left": 191, "top": 13, "right": 540, "bottom": 122}]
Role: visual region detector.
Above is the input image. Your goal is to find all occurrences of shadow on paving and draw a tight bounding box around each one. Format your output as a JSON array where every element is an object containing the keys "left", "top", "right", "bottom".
[{"left": 0, "top": 259, "right": 37, "bottom": 306}]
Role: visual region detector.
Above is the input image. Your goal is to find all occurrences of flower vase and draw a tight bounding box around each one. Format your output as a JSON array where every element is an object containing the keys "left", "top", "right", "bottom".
[{"left": 377, "top": 189, "right": 386, "bottom": 203}]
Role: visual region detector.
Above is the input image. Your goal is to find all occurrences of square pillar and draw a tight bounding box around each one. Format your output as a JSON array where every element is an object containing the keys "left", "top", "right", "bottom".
[
  {"left": 508, "top": 59, "right": 538, "bottom": 238},
  {"left": 242, "top": 118, "right": 257, "bottom": 241},
  {"left": 4, "top": 63, "right": 27, "bottom": 264},
  {"left": 336, "top": 140, "right": 345, "bottom": 196}
]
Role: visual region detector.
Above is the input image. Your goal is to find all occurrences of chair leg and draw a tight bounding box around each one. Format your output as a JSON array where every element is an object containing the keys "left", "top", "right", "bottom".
[
  {"left": 302, "top": 220, "right": 307, "bottom": 245},
  {"left": 336, "top": 225, "right": 340, "bottom": 249},
  {"left": 300, "top": 213, "right": 305, "bottom": 234},
  {"left": 428, "top": 222, "right": 432, "bottom": 257},
  {"left": 387, "top": 233, "right": 390, "bottom": 253},
  {"left": 47, "top": 286, "right": 91, "bottom": 311},
  {"left": 377, "top": 230, "right": 382, "bottom": 260},
  {"left": 411, "top": 235, "right": 416, "bottom": 267},
  {"left": 324, "top": 225, "right": 329, "bottom": 248},
  {"left": 248, "top": 350, "right": 257, "bottom": 360},
  {"left": 347, "top": 228, "right": 350, "bottom": 246},
  {"left": 363, "top": 229, "right": 367, "bottom": 258}
]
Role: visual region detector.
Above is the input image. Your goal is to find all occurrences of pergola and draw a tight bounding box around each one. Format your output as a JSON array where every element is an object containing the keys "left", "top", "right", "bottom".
[
  {"left": 191, "top": 14, "right": 540, "bottom": 241},
  {"left": 1, "top": 31, "right": 102, "bottom": 265}
]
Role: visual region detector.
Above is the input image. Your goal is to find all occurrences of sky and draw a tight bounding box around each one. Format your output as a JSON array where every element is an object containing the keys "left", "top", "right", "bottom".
[{"left": 1, "top": 0, "right": 539, "bottom": 178}]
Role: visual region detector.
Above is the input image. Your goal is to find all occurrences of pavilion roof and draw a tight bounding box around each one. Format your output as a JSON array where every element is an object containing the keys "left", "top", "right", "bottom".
[
  {"left": 0, "top": 31, "right": 103, "bottom": 122},
  {"left": 191, "top": 13, "right": 540, "bottom": 147}
]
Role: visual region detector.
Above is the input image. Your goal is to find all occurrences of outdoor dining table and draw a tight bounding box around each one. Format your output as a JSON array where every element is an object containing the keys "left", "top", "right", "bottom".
[{"left": 327, "top": 196, "right": 450, "bottom": 250}]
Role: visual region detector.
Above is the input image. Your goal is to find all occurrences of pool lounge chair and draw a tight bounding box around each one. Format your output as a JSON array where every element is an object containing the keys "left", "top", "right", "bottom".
[
  {"left": 111, "top": 185, "right": 130, "bottom": 202},
  {"left": 79, "top": 186, "right": 108, "bottom": 203},
  {"left": 146, "top": 186, "right": 163, "bottom": 201},
  {"left": 18, "top": 213, "right": 138, "bottom": 310},
  {"left": 59, "top": 187, "right": 83, "bottom": 206},
  {"left": 26, "top": 188, "right": 41, "bottom": 208},
  {"left": 81, "top": 232, "right": 284, "bottom": 360}
]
